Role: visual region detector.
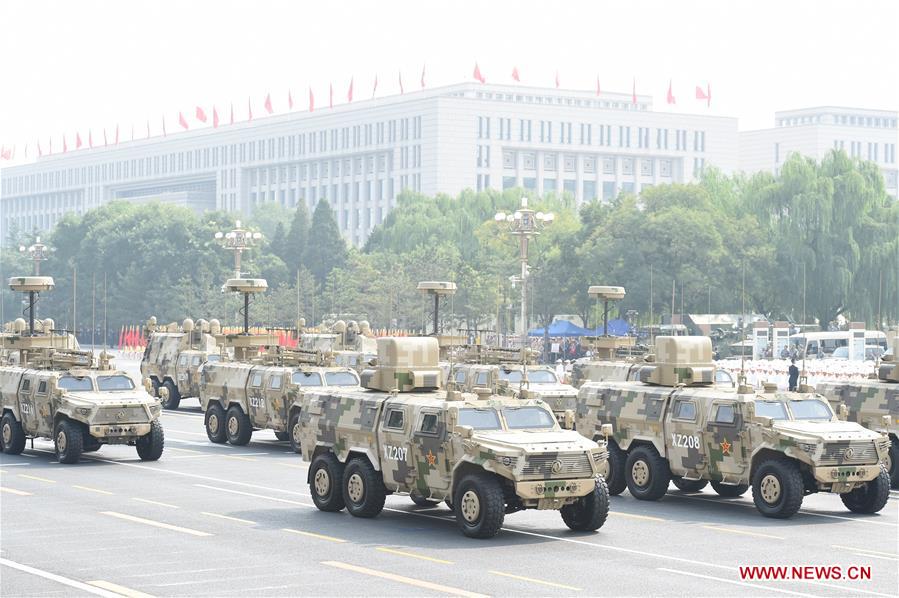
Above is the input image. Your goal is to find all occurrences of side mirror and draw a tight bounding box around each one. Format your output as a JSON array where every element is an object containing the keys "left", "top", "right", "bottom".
[
  {"left": 755, "top": 416, "right": 774, "bottom": 428},
  {"left": 454, "top": 425, "right": 474, "bottom": 439},
  {"left": 600, "top": 423, "right": 613, "bottom": 437},
  {"left": 837, "top": 404, "right": 849, "bottom": 421}
]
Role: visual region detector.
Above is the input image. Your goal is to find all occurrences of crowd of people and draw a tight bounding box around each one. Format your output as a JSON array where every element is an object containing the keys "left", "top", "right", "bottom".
[{"left": 718, "top": 357, "right": 881, "bottom": 390}]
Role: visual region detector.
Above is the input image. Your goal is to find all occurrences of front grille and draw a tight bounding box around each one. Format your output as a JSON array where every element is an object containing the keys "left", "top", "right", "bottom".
[
  {"left": 522, "top": 453, "right": 593, "bottom": 478},
  {"left": 819, "top": 441, "right": 879, "bottom": 466},
  {"left": 94, "top": 406, "right": 148, "bottom": 424}
]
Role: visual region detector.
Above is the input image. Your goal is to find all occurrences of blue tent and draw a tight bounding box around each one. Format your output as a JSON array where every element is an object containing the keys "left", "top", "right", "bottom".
[
  {"left": 528, "top": 319, "right": 594, "bottom": 337},
  {"left": 590, "top": 318, "right": 630, "bottom": 337}
]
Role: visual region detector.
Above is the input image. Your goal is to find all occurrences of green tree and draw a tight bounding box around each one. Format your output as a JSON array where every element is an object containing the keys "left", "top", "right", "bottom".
[
  {"left": 305, "top": 200, "right": 347, "bottom": 286},
  {"left": 282, "top": 202, "right": 310, "bottom": 275}
]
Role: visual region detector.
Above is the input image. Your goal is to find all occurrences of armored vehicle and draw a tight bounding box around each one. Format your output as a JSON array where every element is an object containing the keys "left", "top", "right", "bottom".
[
  {"left": 199, "top": 346, "right": 360, "bottom": 451},
  {"left": 1, "top": 276, "right": 164, "bottom": 464},
  {"left": 576, "top": 336, "right": 891, "bottom": 518},
  {"left": 448, "top": 345, "right": 579, "bottom": 428},
  {"left": 141, "top": 317, "right": 221, "bottom": 409},
  {"left": 299, "top": 336, "right": 612, "bottom": 538},
  {"left": 816, "top": 338, "right": 899, "bottom": 487}
]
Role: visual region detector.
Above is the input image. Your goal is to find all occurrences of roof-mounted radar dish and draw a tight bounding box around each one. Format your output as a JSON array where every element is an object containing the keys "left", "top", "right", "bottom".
[
  {"left": 587, "top": 285, "right": 626, "bottom": 301},
  {"left": 8, "top": 276, "right": 55, "bottom": 293},
  {"left": 417, "top": 281, "right": 457, "bottom": 336},
  {"left": 221, "top": 278, "right": 268, "bottom": 294}
]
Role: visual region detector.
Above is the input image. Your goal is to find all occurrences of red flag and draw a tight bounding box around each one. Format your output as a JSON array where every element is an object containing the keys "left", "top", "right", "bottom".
[
  {"left": 213, "top": 106, "right": 219, "bottom": 128},
  {"left": 230, "top": 103, "right": 234, "bottom": 124},
  {"left": 288, "top": 90, "right": 294, "bottom": 110},
  {"left": 248, "top": 97, "right": 253, "bottom": 121},
  {"left": 555, "top": 70, "right": 560, "bottom": 88},
  {"left": 264, "top": 93, "right": 273, "bottom": 114},
  {"left": 632, "top": 78, "right": 637, "bottom": 104},
  {"left": 162, "top": 115, "right": 167, "bottom": 137},
  {"left": 667, "top": 79, "right": 675, "bottom": 105},
  {"left": 115, "top": 125, "right": 119, "bottom": 145},
  {"left": 372, "top": 74, "right": 378, "bottom": 98},
  {"left": 512, "top": 66, "right": 520, "bottom": 82},
  {"left": 329, "top": 83, "right": 333, "bottom": 108},
  {"left": 420, "top": 64, "right": 426, "bottom": 88},
  {"left": 88, "top": 130, "right": 93, "bottom": 148},
  {"left": 63, "top": 135, "right": 68, "bottom": 153},
  {"left": 473, "top": 62, "right": 485, "bottom": 83},
  {"left": 596, "top": 76, "right": 601, "bottom": 96},
  {"left": 347, "top": 77, "right": 354, "bottom": 102},
  {"left": 0, "top": 146, "right": 10, "bottom": 160},
  {"left": 308, "top": 88, "right": 314, "bottom": 112},
  {"left": 76, "top": 132, "right": 82, "bottom": 149},
  {"left": 398, "top": 71, "right": 404, "bottom": 94},
  {"left": 179, "top": 111, "right": 189, "bottom": 130},
  {"left": 695, "top": 84, "right": 711, "bottom": 106},
  {"left": 196, "top": 106, "right": 207, "bottom": 122}
]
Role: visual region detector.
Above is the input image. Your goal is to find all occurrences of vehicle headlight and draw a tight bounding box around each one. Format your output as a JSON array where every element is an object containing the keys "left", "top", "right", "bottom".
[
  {"left": 798, "top": 442, "right": 816, "bottom": 453},
  {"left": 499, "top": 456, "right": 517, "bottom": 467},
  {"left": 77, "top": 407, "right": 91, "bottom": 416}
]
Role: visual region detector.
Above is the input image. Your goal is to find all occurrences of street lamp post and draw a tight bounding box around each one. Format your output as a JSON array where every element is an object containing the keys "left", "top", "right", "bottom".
[
  {"left": 214, "top": 220, "right": 264, "bottom": 334},
  {"left": 494, "top": 198, "right": 554, "bottom": 346}
]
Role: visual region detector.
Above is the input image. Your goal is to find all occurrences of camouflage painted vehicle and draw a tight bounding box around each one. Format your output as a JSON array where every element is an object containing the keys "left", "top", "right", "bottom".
[
  {"left": 199, "top": 347, "right": 360, "bottom": 451},
  {"left": 816, "top": 338, "right": 899, "bottom": 487},
  {"left": 299, "top": 336, "right": 612, "bottom": 538},
  {"left": 571, "top": 356, "right": 736, "bottom": 389},
  {"left": 140, "top": 317, "right": 221, "bottom": 410},
  {"left": 576, "top": 336, "right": 892, "bottom": 518}
]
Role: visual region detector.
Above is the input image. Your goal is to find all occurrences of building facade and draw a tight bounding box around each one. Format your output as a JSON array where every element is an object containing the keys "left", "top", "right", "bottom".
[
  {"left": 740, "top": 107, "right": 898, "bottom": 198},
  {"left": 1, "top": 82, "right": 740, "bottom": 246}
]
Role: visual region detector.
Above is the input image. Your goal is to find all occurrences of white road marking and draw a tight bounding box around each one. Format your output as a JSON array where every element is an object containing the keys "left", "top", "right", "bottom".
[
  {"left": 376, "top": 547, "right": 453, "bottom": 564},
  {"left": 702, "top": 525, "right": 785, "bottom": 540},
  {"left": 282, "top": 528, "right": 346, "bottom": 543},
  {"left": 658, "top": 567, "right": 818, "bottom": 597},
  {"left": 193, "top": 483, "right": 313, "bottom": 507},
  {"left": 0, "top": 487, "right": 33, "bottom": 496},
  {"left": 200, "top": 511, "right": 256, "bottom": 525},
  {"left": 0, "top": 462, "right": 31, "bottom": 467},
  {"left": 831, "top": 545, "right": 898, "bottom": 558},
  {"left": 488, "top": 570, "right": 581, "bottom": 591},
  {"left": 0, "top": 557, "right": 122, "bottom": 597},
  {"left": 87, "top": 580, "right": 154, "bottom": 598},
  {"left": 322, "top": 561, "right": 488, "bottom": 598},
  {"left": 100, "top": 511, "right": 211, "bottom": 537},
  {"left": 19, "top": 473, "right": 56, "bottom": 483},
  {"left": 132, "top": 497, "right": 179, "bottom": 509},
  {"left": 73, "top": 485, "right": 115, "bottom": 495}
]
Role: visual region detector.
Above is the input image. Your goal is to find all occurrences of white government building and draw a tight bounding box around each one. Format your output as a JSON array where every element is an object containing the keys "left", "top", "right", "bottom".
[{"left": 1, "top": 82, "right": 894, "bottom": 247}]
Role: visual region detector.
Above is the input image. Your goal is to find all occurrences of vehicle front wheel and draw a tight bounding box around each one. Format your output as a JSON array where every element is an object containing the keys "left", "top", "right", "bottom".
[
  {"left": 672, "top": 477, "right": 708, "bottom": 493},
  {"left": 225, "top": 405, "right": 252, "bottom": 446},
  {"left": 161, "top": 380, "right": 181, "bottom": 410},
  {"left": 1, "top": 412, "right": 26, "bottom": 455},
  {"left": 605, "top": 441, "right": 627, "bottom": 496},
  {"left": 288, "top": 412, "right": 302, "bottom": 454},
  {"left": 205, "top": 403, "right": 227, "bottom": 443},
  {"left": 453, "top": 472, "right": 505, "bottom": 538},
  {"left": 711, "top": 481, "right": 749, "bottom": 497},
  {"left": 343, "top": 458, "right": 387, "bottom": 518},
  {"left": 840, "top": 466, "right": 891, "bottom": 514},
  {"left": 751, "top": 459, "right": 803, "bottom": 518},
  {"left": 136, "top": 420, "right": 165, "bottom": 461},
  {"left": 54, "top": 419, "right": 84, "bottom": 464},
  {"left": 561, "top": 476, "right": 610, "bottom": 531},
  {"left": 309, "top": 453, "right": 345, "bottom": 512},
  {"left": 625, "top": 445, "right": 671, "bottom": 501},
  {"left": 886, "top": 439, "right": 898, "bottom": 489}
]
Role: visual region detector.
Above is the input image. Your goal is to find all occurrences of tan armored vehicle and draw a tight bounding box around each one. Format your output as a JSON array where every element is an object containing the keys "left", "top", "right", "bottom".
[
  {"left": 298, "top": 336, "right": 611, "bottom": 538},
  {"left": 816, "top": 338, "right": 899, "bottom": 487},
  {"left": 1, "top": 276, "right": 163, "bottom": 464},
  {"left": 576, "top": 336, "right": 891, "bottom": 518},
  {"left": 199, "top": 346, "right": 360, "bottom": 451},
  {"left": 448, "top": 345, "right": 580, "bottom": 428},
  {"left": 140, "top": 317, "right": 221, "bottom": 409}
]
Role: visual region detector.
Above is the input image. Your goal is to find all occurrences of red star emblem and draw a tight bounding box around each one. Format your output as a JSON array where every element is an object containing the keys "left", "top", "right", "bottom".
[
  {"left": 426, "top": 450, "right": 436, "bottom": 466},
  {"left": 720, "top": 438, "right": 732, "bottom": 456}
]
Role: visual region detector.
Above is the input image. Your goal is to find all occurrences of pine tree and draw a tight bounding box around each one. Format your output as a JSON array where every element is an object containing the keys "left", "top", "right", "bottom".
[
  {"left": 305, "top": 199, "right": 347, "bottom": 285},
  {"left": 270, "top": 221, "right": 286, "bottom": 261},
  {"left": 282, "top": 202, "right": 310, "bottom": 274}
]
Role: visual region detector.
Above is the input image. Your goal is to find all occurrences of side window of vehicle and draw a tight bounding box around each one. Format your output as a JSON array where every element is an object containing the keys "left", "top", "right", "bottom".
[
  {"left": 475, "top": 372, "right": 488, "bottom": 386},
  {"left": 37, "top": 380, "right": 48, "bottom": 395},
  {"left": 714, "top": 403, "right": 736, "bottom": 425},
  {"left": 21, "top": 378, "right": 31, "bottom": 392},
  {"left": 386, "top": 409, "right": 404, "bottom": 430},
  {"left": 270, "top": 375, "right": 282, "bottom": 390},
  {"left": 251, "top": 373, "right": 263, "bottom": 388},
  {"left": 672, "top": 400, "right": 696, "bottom": 421},
  {"left": 418, "top": 413, "right": 439, "bottom": 435},
  {"left": 454, "top": 370, "right": 466, "bottom": 384},
  {"left": 178, "top": 354, "right": 189, "bottom": 367},
  {"left": 191, "top": 356, "right": 202, "bottom": 367}
]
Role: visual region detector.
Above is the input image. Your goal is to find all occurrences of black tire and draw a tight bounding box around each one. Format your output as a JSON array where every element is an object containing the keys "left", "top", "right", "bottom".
[
  {"left": 453, "top": 472, "right": 505, "bottom": 539},
  {"left": 136, "top": 420, "right": 165, "bottom": 461},
  {"left": 150, "top": 378, "right": 160, "bottom": 398},
  {"left": 672, "top": 477, "right": 709, "bottom": 493},
  {"left": 561, "top": 476, "right": 610, "bottom": 531},
  {"left": 625, "top": 445, "right": 671, "bottom": 501},
  {"left": 205, "top": 402, "right": 227, "bottom": 443},
  {"left": 309, "top": 453, "right": 346, "bottom": 512},
  {"left": 886, "top": 439, "right": 898, "bottom": 489},
  {"left": 1, "top": 412, "right": 26, "bottom": 455},
  {"left": 225, "top": 404, "right": 252, "bottom": 446},
  {"left": 604, "top": 441, "right": 627, "bottom": 496},
  {"left": 54, "top": 419, "right": 84, "bottom": 464},
  {"left": 410, "top": 492, "right": 439, "bottom": 508},
  {"left": 751, "top": 459, "right": 804, "bottom": 518},
  {"left": 162, "top": 380, "right": 181, "bottom": 410},
  {"left": 840, "top": 466, "right": 891, "bottom": 514},
  {"left": 711, "top": 481, "right": 749, "bottom": 497},
  {"left": 82, "top": 436, "right": 102, "bottom": 453},
  {"left": 343, "top": 458, "right": 387, "bottom": 518},
  {"left": 274, "top": 431, "right": 290, "bottom": 442},
  {"left": 288, "top": 411, "right": 302, "bottom": 454}
]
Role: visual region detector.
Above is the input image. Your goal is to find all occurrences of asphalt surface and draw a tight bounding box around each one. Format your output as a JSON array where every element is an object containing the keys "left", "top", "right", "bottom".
[{"left": 2, "top": 358, "right": 898, "bottom": 597}]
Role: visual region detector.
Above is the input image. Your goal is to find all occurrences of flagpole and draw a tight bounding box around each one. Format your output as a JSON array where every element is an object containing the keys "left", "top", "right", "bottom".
[{"left": 91, "top": 272, "right": 96, "bottom": 350}]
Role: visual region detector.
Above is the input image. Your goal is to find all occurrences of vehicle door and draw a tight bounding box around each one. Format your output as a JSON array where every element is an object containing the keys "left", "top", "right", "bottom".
[
  {"left": 30, "top": 375, "right": 55, "bottom": 437},
  {"left": 187, "top": 354, "right": 204, "bottom": 396},
  {"left": 702, "top": 399, "right": 747, "bottom": 478},
  {"left": 409, "top": 407, "right": 452, "bottom": 495},
  {"left": 265, "top": 370, "right": 288, "bottom": 431},
  {"left": 246, "top": 369, "right": 267, "bottom": 427},
  {"left": 175, "top": 353, "right": 190, "bottom": 392},
  {"left": 17, "top": 374, "right": 40, "bottom": 435},
  {"left": 664, "top": 390, "right": 707, "bottom": 478},
  {"left": 376, "top": 401, "right": 417, "bottom": 493}
]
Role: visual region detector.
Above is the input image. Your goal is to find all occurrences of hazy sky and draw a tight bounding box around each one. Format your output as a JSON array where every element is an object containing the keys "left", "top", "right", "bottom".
[{"left": 1, "top": 0, "right": 897, "bottom": 159}]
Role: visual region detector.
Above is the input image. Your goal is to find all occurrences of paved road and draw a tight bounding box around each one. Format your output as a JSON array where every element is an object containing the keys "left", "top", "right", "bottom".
[{"left": 2, "top": 361, "right": 898, "bottom": 597}]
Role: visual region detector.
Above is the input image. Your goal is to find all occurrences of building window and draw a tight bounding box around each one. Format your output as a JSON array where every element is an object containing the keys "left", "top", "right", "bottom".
[
  {"left": 603, "top": 157, "right": 615, "bottom": 175},
  {"left": 544, "top": 153, "right": 557, "bottom": 171},
  {"left": 583, "top": 180, "right": 596, "bottom": 201},
  {"left": 502, "top": 176, "right": 516, "bottom": 190},
  {"left": 523, "top": 152, "right": 536, "bottom": 170},
  {"left": 641, "top": 159, "right": 653, "bottom": 176},
  {"left": 544, "top": 179, "right": 557, "bottom": 193},
  {"left": 622, "top": 158, "right": 634, "bottom": 175}
]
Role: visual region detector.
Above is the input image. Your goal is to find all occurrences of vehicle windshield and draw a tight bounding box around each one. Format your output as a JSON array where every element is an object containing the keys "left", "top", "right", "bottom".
[
  {"left": 325, "top": 371, "right": 359, "bottom": 386},
  {"left": 292, "top": 371, "right": 323, "bottom": 386},
  {"left": 498, "top": 369, "right": 558, "bottom": 384},
  {"left": 503, "top": 406, "right": 556, "bottom": 430},
  {"left": 57, "top": 376, "right": 93, "bottom": 391},
  {"left": 206, "top": 354, "right": 221, "bottom": 363},
  {"left": 458, "top": 408, "right": 502, "bottom": 430},
  {"left": 755, "top": 400, "right": 789, "bottom": 420},
  {"left": 97, "top": 375, "right": 136, "bottom": 391},
  {"left": 788, "top": 399, "right": 833, "bottom": 421}
]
